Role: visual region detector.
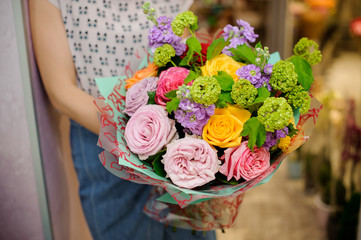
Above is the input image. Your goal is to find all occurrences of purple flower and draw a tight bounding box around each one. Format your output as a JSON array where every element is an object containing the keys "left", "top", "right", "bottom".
[
  {"left": 264, "top": 64, "right": 273, "bottom": 75},
  {"left": 157, "top": 16, "right": 172, "bottom": 30},
  {"left": 172, "top": 41, "right": 187, "bottom": 56},
  {"left": 237, "top": 19, "right": 258, "bottom": 42},
  {"left": 222, "top": 20, "right": 258, "bottom": 56},
  {"left": 124, "top": 77, "right": 158, "bottom": 116},
  {"left": 260, "top": 75, "right": 272, "bottom": 91},
  {"left": 148, "top": 16, "right": 186, "bottom": 56},
  {"left": 263, "top": 127, "right": 289, "bottom": 149},
  {"left": 236, "top": 64, "right": 262, "bottom": 86},
  {"left": 174, "top": 99, "right": 215, "bottom": 136},
  {"left": 222, "top": 24, "right": 240, "bottom": 41}
]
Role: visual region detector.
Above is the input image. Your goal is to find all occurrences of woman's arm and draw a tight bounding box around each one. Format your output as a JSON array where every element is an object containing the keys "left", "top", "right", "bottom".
[{"left": 29, "top": 0, "right": 100, "bottom": 134}]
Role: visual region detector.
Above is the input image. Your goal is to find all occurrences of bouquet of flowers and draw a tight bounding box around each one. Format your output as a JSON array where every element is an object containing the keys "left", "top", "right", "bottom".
[{"left": 94, "top": 3, "right": 323, "bottom": 231}]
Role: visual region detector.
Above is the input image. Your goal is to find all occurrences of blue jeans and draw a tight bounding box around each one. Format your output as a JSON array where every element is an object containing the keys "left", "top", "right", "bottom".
[{"left": 70, "top": 120, "right": 216, "bottom": 240}]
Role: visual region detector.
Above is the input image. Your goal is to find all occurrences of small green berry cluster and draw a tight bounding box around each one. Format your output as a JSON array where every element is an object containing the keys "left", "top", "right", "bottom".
[
  {"left": 286, "top": 86, "right": 311, "bottom": 114},
  {"left": 190, "top": 76, "right": 221, "bottom": 105},
  {"left": 171, "top": 11, "right": 198, "bottom": 36},
  {"left": 154, "top": 44, "right": 175, "bottom": 67},
  {"left": 257, "top": 97, "right": 293, "bottom": 132},
  {"left": 231, "top": 79, "right": 258, "bottom": 107},
  {"left": 269, "top": 60, "right": 298, "bottom": 92},
  {"left": 293, "top": 37, "right": 322, "bottom": 65}
]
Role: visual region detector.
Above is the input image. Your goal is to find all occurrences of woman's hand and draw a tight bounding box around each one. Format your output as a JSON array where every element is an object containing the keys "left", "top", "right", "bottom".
[{"left": 29, "top": 0, "right": 100, "bottom": 134}]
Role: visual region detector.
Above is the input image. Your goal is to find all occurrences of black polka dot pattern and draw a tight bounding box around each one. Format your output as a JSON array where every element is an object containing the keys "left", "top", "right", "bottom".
[{"left": 50, "top": 0, "right": 194, "bottom": 97}]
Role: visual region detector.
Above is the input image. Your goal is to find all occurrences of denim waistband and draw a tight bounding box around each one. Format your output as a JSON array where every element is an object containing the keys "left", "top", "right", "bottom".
[{"left": 70, "top": 119, "right": 83, "bottom": 128}]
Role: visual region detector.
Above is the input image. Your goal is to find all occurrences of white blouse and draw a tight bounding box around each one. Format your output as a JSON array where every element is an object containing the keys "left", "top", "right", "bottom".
[{"left": 48, "top": 0, "right": 193, "bottom": 97}]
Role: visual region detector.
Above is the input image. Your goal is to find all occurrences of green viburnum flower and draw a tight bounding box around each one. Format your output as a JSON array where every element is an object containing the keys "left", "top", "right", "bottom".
[
  {"left": 171, "top": 11, "right": 198, "bottom": 36},
  {"left": 154, "top": 44, "right": 175, "bottom": 67},
  {"left": 269, "top": 60, "right": 298, "bottom": 92},
  {"left": 293, "top": 37, "right": 322, "bottom": 65},
  {"left": 257, "top": 97, "right": 293, "bottom": 132},
  {"left": 286, "top": 87, "right": 311, "bottom": 114},
  {"left": 190, "top": 76, "right": 221, "bottom": 105},
  {"left": 231, "top": 79, "right": 257, "bottom": 107}
]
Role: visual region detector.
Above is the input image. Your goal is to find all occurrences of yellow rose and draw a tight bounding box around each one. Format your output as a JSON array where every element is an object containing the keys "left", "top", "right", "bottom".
[
  {"left": 278, "top": 136, "right": 291, "bottom": 152},
  {"left": 201, "top": 54, "right": 245, "bottom": 81},
  {"left": 202, "top": 106, "right": 251, "bottom": 148}
]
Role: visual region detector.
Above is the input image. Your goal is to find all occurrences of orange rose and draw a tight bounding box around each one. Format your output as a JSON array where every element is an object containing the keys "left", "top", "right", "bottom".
[
  {"left": 125, "top": 63, "right": 158, "bottom": 90},
  {"left": 202, "top": 106, "right": 251, "bottom": 148}
]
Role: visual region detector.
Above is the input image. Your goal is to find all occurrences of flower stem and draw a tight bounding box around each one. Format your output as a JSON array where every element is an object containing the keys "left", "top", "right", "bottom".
[
  {"left": 170, "top": 60, "right": 177, "bottom": 67},
  {"left": 188, "top": 28, "right": 196, "bottom": 38}
]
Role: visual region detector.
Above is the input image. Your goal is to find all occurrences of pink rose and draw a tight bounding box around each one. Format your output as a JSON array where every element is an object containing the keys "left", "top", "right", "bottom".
[
  {"left": 124, "top": 105, "right": 177, "bottom": 160},
  {"left": 220, "top": 141, "right": 270, "bottom": 181},
  {"left": 163, "top": 137, "right": 219, "bottom": 189},
  {"left": 124, "top": 77, "right": 158, "bottom": 116},
  {"left": 155, "top": 67, "right": 190, "bottom": 106}
]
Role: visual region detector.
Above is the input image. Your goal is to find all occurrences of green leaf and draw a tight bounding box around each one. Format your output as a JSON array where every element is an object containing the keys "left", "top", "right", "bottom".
[
  {"left": 184, "top": 70, "right": 200, "bottom": 84},
  {"left": 229, "top": 44, "right": 256, "bottom": 64},
  {"left": 215, "top": 91, "right": 233, "bottom": 108},
  {"left": 287, "top": 123, "right": 299, "bottom": 138},
  {"left": 142, "top": 159, "right": 153, "bottom": 167},
  {"left": 165, "top": 90, "right": 177, "bottom": 99},
  {"left": 180, "top": 48, "right": 194, "bottom": 66},
  {"left": 254, "top": 87, "right": 270, "bottom": 103},
  {"left": 186, "top": 37, "right": 202, "bottom": 54},
  {"left": 145, "top": 149, "right": 167, "bottom": 177},
  {"left": 241, "top": 117, "right": 267, "bottom": 150},
  {"left": 255, "top": 41, "right": 262, "bottom": 50},
  {"left": 179, "top": 37, "right": 202, "bottom": 66},
  {"left": 214, "top": 71, "right": 234, "bottom": 91},
  {"left": 207, "top": 38, "right": 228, "bottom": 60},
  {"left": 248, "top": 102, "right": 263, "bottom": 115},
  {"left": 147, "top": 91, "right": 156, "bottom": 104},
  {"left": 215, "top": 172, "right": 239, "bottom": 185},
  {"left": 289, "top": 56, "right": 314, "bottom": 91},
  {"left": 152, "top": 152, "right": 167, "bottom": 178},
  {"left": 146, "top": 149, "right": 166, "bottom": 162},
  {"left": 166, "top": 97, "right": 180, "bottom": 114}
]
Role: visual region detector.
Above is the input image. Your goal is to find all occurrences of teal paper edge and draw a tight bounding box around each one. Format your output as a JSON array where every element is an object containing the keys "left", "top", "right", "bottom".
[
  {"left": 254, "top": 159, "right": 283, "bottom": 187},
  {"left": 95, "top": 76, "right": 127, "bottom": 100},
  {"left": 157, "top": 192, "right": 211, "bottom": 205},
  {"left": 293, "top": 108, "right": 301, "bottom": 126},
  {"left": 269, "top": 52, "right": 281, "bottom": 64}
]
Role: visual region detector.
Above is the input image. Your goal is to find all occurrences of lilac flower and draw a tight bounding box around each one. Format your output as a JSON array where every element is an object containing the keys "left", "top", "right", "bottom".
[
  {"left": 174, "top": 99, "right": 215, "bottom": 136},
  {"left": 237, "top": 19, "right": 258, "bottom": 42},
  {"left": 236, "top": 64, "right": 262, "bottom": 86},
  {"left": 148, "top": 16, "right": 186, "bottom": 56},
  {"left": 172, "top": 41, "right": 187, "bottom": 56},
  {"left": 260, "top": 75, "right": 272, "bottom": 91},
  {"left": 264, "top": 64, "right": 273, "bottom": 75},
  {"left": 263, "top": 127, "right": 289, "bottom": 150},
  {"left": 157, "top": 16, "right": 172, "bottom": 30},
  {"left": 222, "top": 20, "right": 258, "bottom": 56},
  {"left": 222, "top": 24, "right": 240, "bottom": 41}
]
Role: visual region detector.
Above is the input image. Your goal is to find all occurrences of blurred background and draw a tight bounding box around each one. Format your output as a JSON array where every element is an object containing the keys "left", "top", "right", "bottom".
[{"left": 1, "top": 0, "right": 360, "bottom": 239}]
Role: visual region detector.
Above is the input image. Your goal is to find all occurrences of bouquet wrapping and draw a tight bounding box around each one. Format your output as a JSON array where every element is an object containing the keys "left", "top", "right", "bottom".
[{"left": 94, "top": 3, "right": 323, "bottom": 231}]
